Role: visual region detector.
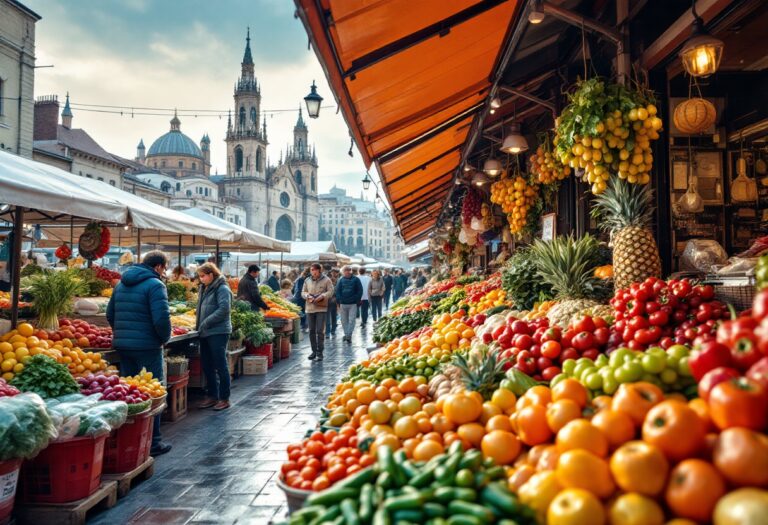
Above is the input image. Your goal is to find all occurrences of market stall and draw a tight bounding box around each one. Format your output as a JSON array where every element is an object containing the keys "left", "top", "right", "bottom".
[{"left": 264, "top": 0, "right": 768, "bottom": 523}]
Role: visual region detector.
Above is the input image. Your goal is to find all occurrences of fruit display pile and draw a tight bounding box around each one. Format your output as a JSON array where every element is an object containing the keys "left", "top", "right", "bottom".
[
  {"left": 280, "top": 264, "right": 768, "bottom": 524},
  {"left": 77, "top": 372, "right": 150, "bottom": 404},
  {"left": 122, "top": 368, "right": 166, "bottom": 398}
]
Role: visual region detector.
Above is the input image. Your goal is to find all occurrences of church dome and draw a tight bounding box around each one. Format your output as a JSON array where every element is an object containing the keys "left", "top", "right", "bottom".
[{"left": 147, "top": 113, "right": 203, "bottom": 159}]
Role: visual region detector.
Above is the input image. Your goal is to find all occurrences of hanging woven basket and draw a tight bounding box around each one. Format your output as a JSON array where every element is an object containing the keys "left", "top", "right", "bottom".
[{"left": 673, "top": 98, "right": 717, "bottom": 135}]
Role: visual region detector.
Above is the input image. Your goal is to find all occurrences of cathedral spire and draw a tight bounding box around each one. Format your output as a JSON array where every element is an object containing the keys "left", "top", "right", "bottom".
[
  {"left": 295, "top": 106, "right": 306, "bottom": 129},
  {"left": 243, "top": 27, "right": 253, "bottom": 66},
  {"left": 61, "top": 92, "right": 73, "bottom": 129}
]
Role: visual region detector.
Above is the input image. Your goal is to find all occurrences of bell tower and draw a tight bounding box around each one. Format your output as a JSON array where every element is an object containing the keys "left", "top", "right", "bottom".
[{"left": 226, "top": 27, "right": 267, "bottom": 178}]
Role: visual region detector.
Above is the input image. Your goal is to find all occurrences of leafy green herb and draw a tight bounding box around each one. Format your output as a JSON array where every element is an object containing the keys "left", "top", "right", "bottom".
[
  {"left": 10, "top": 355, "right": 80, "bottom": 398},
  {"left": 501, "top": 248, "right": 554, "bottom": 311}
]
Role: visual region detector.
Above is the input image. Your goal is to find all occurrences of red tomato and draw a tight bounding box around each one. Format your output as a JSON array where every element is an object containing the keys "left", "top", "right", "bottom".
[
  {"left": 323, "top": 429, "right": 338, "bottom": 442},
  {"left": 288, "top": 449, "right": 301, "bottom": 461},
  {"left": 300, "top": 466, "right": 318, "bottom": 481},
  {"left": 312, "top": 476, "right": 330, "bottom": 491},
  {"left": 346, "top": 464, "right": 362, "bottom": 475},
  {"left": 297, "top": 455, "right": 309, "bottom": 467},
  {"left": 310, "top": 431, "right": 325, "bottom": 443},
  {"left": 305, "top": 441, "right": 325, "bottom": 458},
  {"left": 339, "top": 426, "right": 356, "bottom": 438},
  {"left": 359, "top": 454, "right": 375, "bottom": 467},
  {"left": 299, "top": 480, "right": 313, "bottom": 490},
  {"left": 541, "top": 341, "right": 561, "bottom": 359},
  {"left": 281, "top": 461, "right": 298, "bottom": 475},
  {"left": 345, "top": 456, "right": 358, "bottom": 466},
  {"left": 306, "top": 457, "right": 321, "bottom": 471},
  {"left": 327, "top": 463, "right": 347, "bottom": 482}
]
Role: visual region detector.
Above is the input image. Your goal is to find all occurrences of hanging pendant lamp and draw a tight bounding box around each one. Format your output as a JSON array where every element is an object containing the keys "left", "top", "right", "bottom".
[{"left": 500, "top": 122, "right": 528, "bottom": 154}]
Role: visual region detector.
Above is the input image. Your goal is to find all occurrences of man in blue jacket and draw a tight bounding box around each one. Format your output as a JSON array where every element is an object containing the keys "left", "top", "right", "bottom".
[
  {"left": 107, "top": 251, "right": 172, "bottom": 456},
  {"left": 335, "top": 265, "right": 363, "bottom": 343}
]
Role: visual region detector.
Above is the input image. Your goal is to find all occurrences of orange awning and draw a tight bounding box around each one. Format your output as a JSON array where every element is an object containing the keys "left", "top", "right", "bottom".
[{"left": 296, "top": 0, "right": 520, "bottom": 242}]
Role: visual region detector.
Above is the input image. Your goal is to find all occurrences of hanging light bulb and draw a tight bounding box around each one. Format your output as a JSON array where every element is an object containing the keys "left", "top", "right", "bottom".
[
  {"left": 472, "top": 171, "right": 491, "bottom": 187},
  {"left": 528, "top": 0, "right": 545, "bottom": 24},
  {"left": 500, "top": 122, "right": 528, "bottom": 154},
  {"left": 490, "top": 97, "right": 502, "bottom": 109},
  {"left": 679, "top": 1, "right": 724, "bottom": 77},
  {"left": 483, "top": 159, "right": 502, "bottom": 177},
  {"left": 463, "top": 162, "right": 473, "bottom": 172}
]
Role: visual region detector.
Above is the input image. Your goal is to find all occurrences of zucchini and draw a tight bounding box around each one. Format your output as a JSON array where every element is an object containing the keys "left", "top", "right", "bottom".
[
  {"left": 448, "top": 501, "right": 494, "bottom": 523},
  {"left": 306, "top": 488, "right": 358, "bottom": 507}
]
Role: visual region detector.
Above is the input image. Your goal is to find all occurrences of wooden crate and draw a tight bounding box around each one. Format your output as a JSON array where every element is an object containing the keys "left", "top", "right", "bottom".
[
  {"left": 163, "top": 374, "right": 189, "bottom": 423},
  {"left": 15, "top": 481, "right": 117, "bottom": 525},
  {"left": 102, "top": 457, "right": 154, "bottom": 499}
]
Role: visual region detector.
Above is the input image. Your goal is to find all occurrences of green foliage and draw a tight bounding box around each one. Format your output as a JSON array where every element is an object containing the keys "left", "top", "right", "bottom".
[
  {"left": 166, "top": 282, "right": 187, "bottom": 302},
  {"left": 373, "top": 309, "right": 433, "bottom": 344},
  {"left": 501, "top": 248, "right": 555, "bottom": 311},
  {"left": 231, "top": 300, "right": 273, "bottom": 345},
  {"left": 70, "top": 268, "right": 109, "bottom": 297},
  {"left": 434, "top": 289, "right": 466, "bottom": 314},
  {"left": 10, "top": 355, "right": 80, "bottom": 399},
  {"left": 22, "top": 269, "right": 87, "bottom": 329}
]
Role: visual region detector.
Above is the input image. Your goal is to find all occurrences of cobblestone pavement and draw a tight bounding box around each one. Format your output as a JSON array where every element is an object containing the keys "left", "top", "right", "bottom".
[{"left": 88, "top": 326, "right": 373, "bottom": 525}]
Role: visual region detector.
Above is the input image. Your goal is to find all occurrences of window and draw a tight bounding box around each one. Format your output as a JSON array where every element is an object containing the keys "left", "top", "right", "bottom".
[
  {"left": 78, "top": 171, "right": 83, "bottom": 176},
  {"left": 161, "top": 160, "right": 166, "bottom": 168},
  {"left": 86, "top": 174, "right": 92, "bottom": 178},
  {"left": 176, "top": 182, "right": 181, "bottom": 191},
  {"left": 234, "top": 146, "right": 243, "bottom": 172},
  {"left": 295, "top": 170, "right": 302, "bottom": 186},
  {"left": 250, "top": 107, "right": 257, "bottom": 126},
  {"left": 97, "top": 177, "right": 104, "bottom": 181},
  {"left": 236, "top": 188, "right": 240, "bottom": 195},
  {"left": 204, "top": 188, "right": 209, "bottom": 197},
  {"left": 153, "top": 162, "right": 157, "bottom": 168},
  {"left": 311, "top": 173, "right": 316, "bottom": 192},
  {"left": 255, "top": 148, "right": 262, "bottom": 172},
  {"left": 178, "top": 160, "right": 183, "bottom": 168},
  {"left": 192, "top": 162, "right": 196, "bottom": 170},
  {"left": 280, "top": 192, "right": 290, "bottom": 207},
  {"left": 0, "top": 79, "right": 3, "bottom": 115},
  {"left": 239, "top": 106, "right": 246, "bottom": 127},
  {"left": 109, "top": 180, "right": 116, "bottom": 186},
  {"left": 357, "top": 228, "right": 363, "bottom": 235}
]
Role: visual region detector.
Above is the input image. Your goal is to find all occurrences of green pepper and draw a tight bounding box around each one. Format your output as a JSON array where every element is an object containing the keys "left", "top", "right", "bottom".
[
  {"left": 306, "top": 488, "right": 358, "bottom": 507},
  {"left": 448, "top": 501, "right": 494, "bottom": 523},
  {"left": 342, "top": 499, "right": 361, "bottom": 525}
]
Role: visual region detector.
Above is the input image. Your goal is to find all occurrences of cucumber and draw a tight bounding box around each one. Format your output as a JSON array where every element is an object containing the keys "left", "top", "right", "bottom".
[
  {"left": 448, "top": 501, "right": 494, "bottom": 523},
  {"left": 340, "top": 498, "right": 360, "bottom": 525}
]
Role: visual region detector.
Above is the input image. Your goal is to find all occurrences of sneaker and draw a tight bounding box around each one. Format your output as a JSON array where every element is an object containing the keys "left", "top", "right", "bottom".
[
  {"left": 150, "top": 442, "right": 172, "bottom": 457},
  {"left": 197, "top": 397, "right": 217, "bottom": 409},
  {"left": 308, "top": 352, "right": 317, "bottom": 360},
  {"left": 213, "top": 400, "right": 230, "bottom": 411}
]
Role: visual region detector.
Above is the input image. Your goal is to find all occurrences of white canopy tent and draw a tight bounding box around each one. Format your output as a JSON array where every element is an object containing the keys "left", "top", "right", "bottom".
[
  {"left": 179, "top": 208, "right": 289, "bottom": 252},
  {"left": 231, "top": 241, "right": 350, "bottom": 266},
  {"left": 349, "top": 253, "right": 378, "bottom": 265}
]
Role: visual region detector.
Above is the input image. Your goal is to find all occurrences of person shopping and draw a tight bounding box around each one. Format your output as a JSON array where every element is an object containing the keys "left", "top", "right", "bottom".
[
  {"left": 369, "top": 270, "right": 385, "bottom": 322},
  {"left": 236, "top": 265, "right": 269, "bottom": 312},
  {"left": 106, "top": 251, "right": 172, "bottom": 456},
  {"left": 195, "top": 263, "right": 233, "bottom": 410},
  {"left": 383, "top": 269, "right": 393, "bottom": 310},
  {"left": 335, "top": 266, "right": 362, "bottom": 343},
  {"left": 357, "top": 267, "right": 371, "bottom": 326},
  {"left": 326, "top": 268, "right": 339, "bottom": 337},
  {"left": 302, "top": 263, "right": 334, "bottom": 360}
]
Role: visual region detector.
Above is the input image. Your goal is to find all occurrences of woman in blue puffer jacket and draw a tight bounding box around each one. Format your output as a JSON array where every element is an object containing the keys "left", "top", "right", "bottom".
[{"left": 195, "top": 263, "right": 233, "bottom": 410}]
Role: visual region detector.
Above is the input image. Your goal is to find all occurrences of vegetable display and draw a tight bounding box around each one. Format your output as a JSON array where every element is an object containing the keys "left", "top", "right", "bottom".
[
  {"left": 10, "top": 354, "right": 80, "bottom": 398},
  {"left": 501, "top": 248, "right": 555, "bottom": 311},
  {"left": 373, "top": 309, "right": 433, "bottom": 344},
  {"left": 22, "top": 269, "right": 87, "bottom": 330},
  {"left": 0, "top": 392, "right": 57, "bottom": 461}
]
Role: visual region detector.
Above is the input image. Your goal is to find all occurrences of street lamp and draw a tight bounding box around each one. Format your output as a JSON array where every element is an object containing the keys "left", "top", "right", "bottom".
[
  {"left": 304, "top": 81, "right": 323, "bottom": 118},
  {"left": 362, "top": 171, "right": 372, "bottom": 190},
  {"left": 679, "top": 1, "right": 724, "bottom": 77}
]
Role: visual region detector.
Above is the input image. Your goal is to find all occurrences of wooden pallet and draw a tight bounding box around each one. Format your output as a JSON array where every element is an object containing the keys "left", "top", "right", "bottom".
[
  {"left": 15, "top": 481, "right": 118, "bottom": 525},
  {"left": 102, "top": 456, "right": 155, "bottom": 498}
]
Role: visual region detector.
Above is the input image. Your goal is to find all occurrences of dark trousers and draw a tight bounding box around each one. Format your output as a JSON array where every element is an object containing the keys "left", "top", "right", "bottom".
[
  {"left": 118, "top": 350, "right": 164, "bottom": 446},
  {"left": 371, "top": 296, "right": 383, "bottom": 321},
  {"left": 326, "top": 302, "right": 337, "bottom": 334},
  {"left": 200, "top": 333, "right": 231, "bottom": 401},
  {"left": 384, "top": 289, "right": 392, "bottom": 309},
  {"left": 308, "top": 312, "right": 327, "bottom": 355},
  {"left": 360, "top": 300, "right": 369, "bottom": 325}
]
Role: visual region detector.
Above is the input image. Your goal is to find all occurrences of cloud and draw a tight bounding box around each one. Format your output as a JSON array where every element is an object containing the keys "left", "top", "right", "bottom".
[{"left": 26, "top": 0, "right": 371, "bottom": 199}]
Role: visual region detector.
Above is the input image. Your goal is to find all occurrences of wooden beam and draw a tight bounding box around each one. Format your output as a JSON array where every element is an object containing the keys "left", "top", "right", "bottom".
[{"left": 641, "top": 0, "right": 734, "bottom": 70}]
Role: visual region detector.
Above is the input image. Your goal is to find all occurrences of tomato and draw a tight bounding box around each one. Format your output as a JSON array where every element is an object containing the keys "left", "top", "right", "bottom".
[
  {"left": 326, "top": 463, "right": 346, "bottom": 482},
  {"left": 288, "top": 449, "right": 301, "bottom": 461},
  {"left": 641, "top": 400, "right": 706, "bottom": 461},
  {"left": 556, "top": 419, "right": 609, "bottom": 458},
  {"left": 611, "top": 382, "right": 664, "bottom": 426},
  {"left": 713, "top": 427, "right": 768, "bottom": 487},
  {"left": 572, "top": 332, "right": 594, "bottom": 351},
  {"left": 547, "top": 488, "right": 605, "bottom": 525},
  {"left": 551, "top": 378, "right": 588, "bottom": 408},
  {"left": 305, "top": 440, "right": 325, "bottom": 458},
  {"left": 516, "top": 404, "right": 552, "bottom": 446},
  {"left": 481, "top": 430, "right": 521, "bottom": 465},
  {"left": 591, "top": 409, "right": 635, "bottom": 449},
  {"left": 311, "top": 475, "right": 330, "bottom": 491},
  {"left": 709, "top": 377, "right": 768, "bottom": 431},
  {"left": 442, "top": 392, "right": 483, "bottom": 424},
  {"left": 698, "top": 366, "right": 741, "bottom": 401},
  {"left": 305, "top": 457, "right": 321, "bottom": 471},
  {"left": 359, "top": 453, "right": 375, "bottom": 467},
  {"left": 299, "top": 466, "right": 318, "bottom": 481},
  {"left": 541, "top": 340, "right": 562, "bottom": 359},
  {"left": 572, "top": 316, "right": 596, "bottom": 333},
  {"left": 610, "top": 440, "right": 669, "bottom": 497},
  {"left": 280, "top": 460, "right": 298, "bottom": 476},
  {"left": 665, "top": 459, "right": 726, "bottom": 522},
  {"left": 546, "top": 400, "right": 581, "bottom": 433}
]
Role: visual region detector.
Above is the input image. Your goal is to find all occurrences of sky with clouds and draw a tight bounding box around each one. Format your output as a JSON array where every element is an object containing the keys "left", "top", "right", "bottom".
[{"left": 26, "top": 0, "right": 377, "bottom": 196}]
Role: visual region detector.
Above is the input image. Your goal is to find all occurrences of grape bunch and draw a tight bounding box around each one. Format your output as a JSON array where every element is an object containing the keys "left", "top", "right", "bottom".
[
  {"left": 461, "top": 187, "right": 482, "bottom": 224},
  {"left": 554, "top": 345, "right": 695, "bottom": 397},
  {"left": 553, "top": 78, "right": 663, "bottom": 194},
  {"left": 490, "top": 176, "right": 539, "bottom": 234}
]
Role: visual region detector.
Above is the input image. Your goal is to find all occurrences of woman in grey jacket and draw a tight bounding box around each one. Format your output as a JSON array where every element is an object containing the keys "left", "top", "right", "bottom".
[
  {"left": 195, "top": 263, "right": 233, "bottom": 410},
  {"left": 368, "top": 270, "right": 386, "bottom": 322}
]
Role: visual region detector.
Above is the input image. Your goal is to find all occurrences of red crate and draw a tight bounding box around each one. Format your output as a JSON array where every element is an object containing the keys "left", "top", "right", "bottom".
[
  {"left": 245, "top": 342, "right": 272, "bottom": 356},
  {"left": 19, "top": 435, "right": 107, "bottom": 503},
  {"left": 103, "top": 411, "right": 153, "bottom": 474},
  {"left": 0, "top": 458, "right": 21, "bottom": 524}
]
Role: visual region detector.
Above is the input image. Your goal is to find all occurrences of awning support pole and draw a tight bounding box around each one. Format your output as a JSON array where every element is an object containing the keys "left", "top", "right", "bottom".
[
  {"left": 215, "top": 240, "right": 221, "bottom": 268},
  {"left": 137, "top": 229, "right": 142, "bottom": 261},
  {"left": 178, "top": 235, "right": 182, "bottom": 268},
  {"left": 10, "top": 207, "right": 24, "bottom": 328}
]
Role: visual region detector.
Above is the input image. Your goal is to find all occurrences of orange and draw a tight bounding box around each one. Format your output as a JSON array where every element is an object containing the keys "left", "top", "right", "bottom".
[
  {"left": 457, "top": 422, "right": 485, "bottom": 447},
  {"left": 552, "top": 378, "right": 588, "bottom": 408},
  {"left": 398, "top": 397, "right": 421, "bottom": 416},
  {"left": 399, "top": 377, "right": 417, "bottom": 393},
  {"left": 591, "top": 409, "right": 635, "bottom": 449},
  {"left": 17, "top": 323, "right": 34, "bottom": 337},
  {"left": 507, "top": 464, "right": 536, "bottom": 491},
  {"left": 480, "top": 402, "right": 502, "bottom": 424},
  {"left": 374, "top": 385, "right": 389, "bottom": 400},
  {"left": 688, "top": 398, "right": 713, "bottom": 432},
  {"left": 608, "top": 493, "right": 665, "bottom": 525},
  {"left": 516, "top": 404, "right": 552, "bottom": 446},
  {"left": 609, "top": 441, "right": 669, "bottom": 497},
  {"left": 368, "top": 401, "right": 391, "bottom": 424},
  {"left": 0, "top": 342, "right": 12, "bottom": 354},
  {"left": 535, "top": 445, "right": 560, "bottom": 471},
  {"left": 370, "top": 433, "right": 400, "bottom": 456},
  {"left": 547, "top": 488, "right": 605, "bottom": 525},
  {"left": 481, "top": 430, "right": 521, "bottom": 465},
  {"left": 491, "top": 388, "right": 516, "bottom": 411},
  {"left": 443, "top": 393, "right": 482, "bottom": 425},
  {"left": 485, "top": 414, "right": 513, "bottom": 432},
  {"left": 393, "top": 416, "right": 419, "bottom": 439},
  {"left": 412, "top": 440, "right": 444, "bottom": 461},
  {"left": 356, "top": 387, "right": 375, "bottom": 404},
  {"left": 546, "top": 399, "right": 582, "bottom": 433},
  {"left": 556, "top": 419, "right": 609, "bottom": 457},
  {"left": 430, "top": 414, "right": 454, "bottom": 434},
  {"left": 524, "top": 385, "right": 552, "bottom": 406},
  {"left": 556, "top": 449, "right": 615, "bottom": 499}
]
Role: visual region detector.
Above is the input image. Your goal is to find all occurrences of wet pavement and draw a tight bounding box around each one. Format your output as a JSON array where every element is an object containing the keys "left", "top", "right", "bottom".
[{"left": 88, "top": 325, "right": 373, "bottom": 525}]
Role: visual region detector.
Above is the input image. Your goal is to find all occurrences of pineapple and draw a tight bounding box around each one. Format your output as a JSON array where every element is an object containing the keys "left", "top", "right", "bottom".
[
  {"left": 529, "top": 234, "right": 604, "bottom": 328},
  {"left": 592, "top": 177, "right": 661, "bottom": 289},
  {"left": 452, "top": 345, "right": 506, "bottom": 400}
]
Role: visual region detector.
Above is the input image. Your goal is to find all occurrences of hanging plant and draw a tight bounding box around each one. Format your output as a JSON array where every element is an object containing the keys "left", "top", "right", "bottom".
[
  {"left": 553, "top": 78, "right": 663, "bottom": 194},
  {"left": 54, "top": 243, "right": 72, "bottom": 262}
]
